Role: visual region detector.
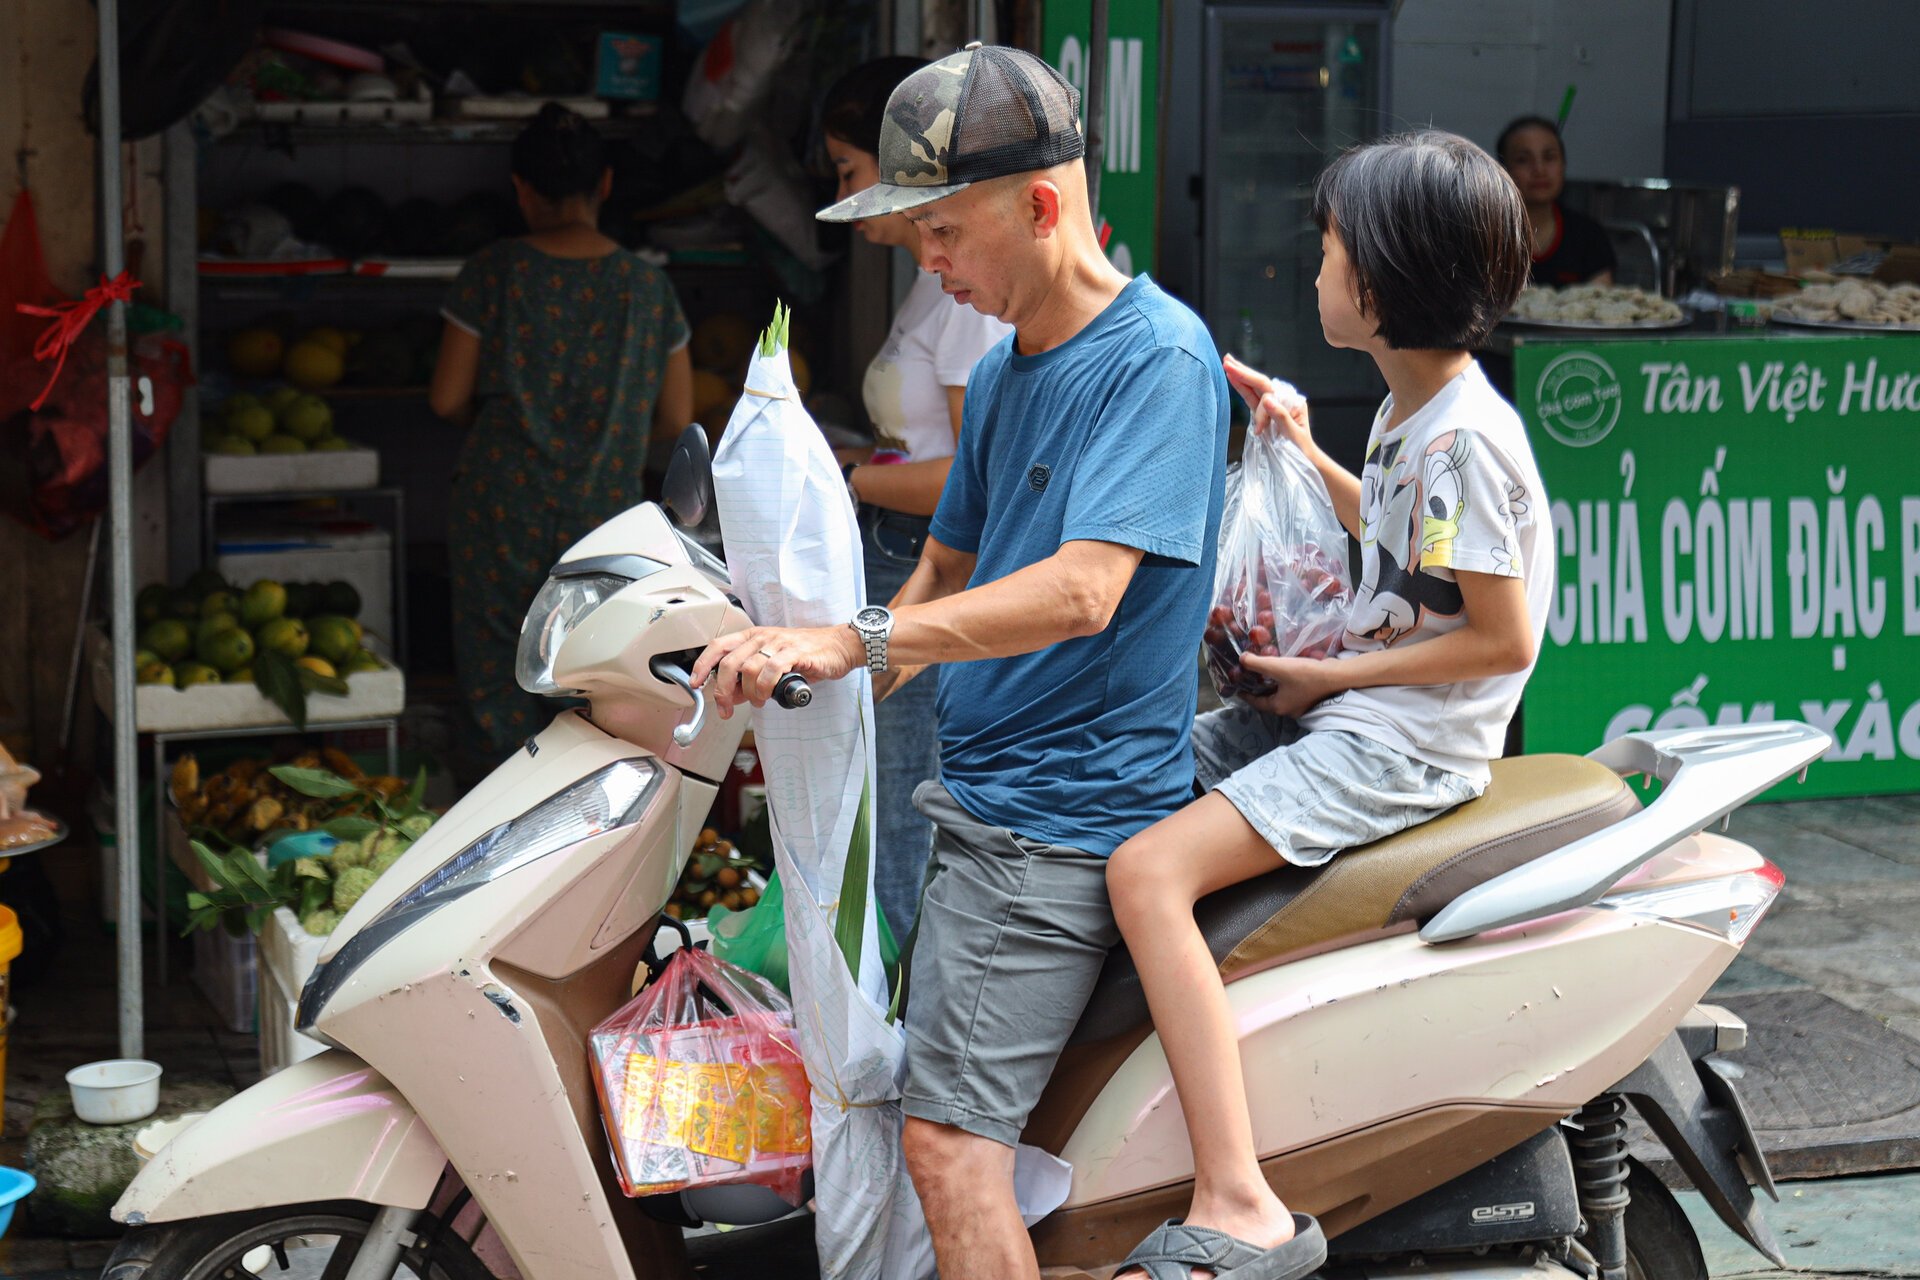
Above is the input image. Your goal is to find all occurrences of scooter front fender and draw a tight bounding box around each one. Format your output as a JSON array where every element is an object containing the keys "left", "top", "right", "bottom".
[{"left": 114, "top": 1051, "right": 445, "bottom": 1225}]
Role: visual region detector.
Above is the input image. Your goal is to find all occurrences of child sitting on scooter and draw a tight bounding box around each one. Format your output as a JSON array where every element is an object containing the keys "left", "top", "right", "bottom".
[{"left": 1105, "top": 132, "right": 1547, "bottom": 1280}]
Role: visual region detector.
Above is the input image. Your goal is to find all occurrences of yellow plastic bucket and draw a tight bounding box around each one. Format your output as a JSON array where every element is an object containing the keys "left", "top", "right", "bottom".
[{"left": 0, "top": 905, "right": 20, "bottom": 1132}]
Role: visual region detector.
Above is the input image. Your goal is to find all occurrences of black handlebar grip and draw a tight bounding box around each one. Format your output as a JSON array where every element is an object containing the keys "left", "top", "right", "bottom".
[{"left": 773, "top": 672, "right": 813, "bottom": 709}]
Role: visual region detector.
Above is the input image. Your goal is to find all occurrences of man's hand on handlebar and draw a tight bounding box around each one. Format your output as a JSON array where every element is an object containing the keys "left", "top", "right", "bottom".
[{"left": 693, "top": 624, "right": 864, "bottom": 717}]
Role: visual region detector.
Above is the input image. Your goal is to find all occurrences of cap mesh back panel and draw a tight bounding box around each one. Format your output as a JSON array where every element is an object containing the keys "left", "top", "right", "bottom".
[{"left": 952, "top": 47, "right": 1083, "bottom": 178}]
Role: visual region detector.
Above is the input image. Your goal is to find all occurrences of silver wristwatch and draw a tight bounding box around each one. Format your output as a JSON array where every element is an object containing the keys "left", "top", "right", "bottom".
[{"left": 849, "top": 605, "right": 894, "bottom": 673}]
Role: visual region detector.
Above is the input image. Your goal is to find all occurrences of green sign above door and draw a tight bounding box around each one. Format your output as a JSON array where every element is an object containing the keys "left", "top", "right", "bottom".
[
  {"left": 1516, "top": 333, "right": 1920, "bottom": 798},
  {"left": 1042, "top": 0, "right": 1160, "bottom": 275}
]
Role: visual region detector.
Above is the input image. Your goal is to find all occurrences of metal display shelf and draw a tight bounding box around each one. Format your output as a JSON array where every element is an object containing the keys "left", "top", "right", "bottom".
[{"left": 218, "top": 109, "right": 661, "bottom": 147}]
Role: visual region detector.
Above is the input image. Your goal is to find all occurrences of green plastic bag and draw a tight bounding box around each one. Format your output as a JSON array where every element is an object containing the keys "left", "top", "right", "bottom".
[{"left": 707, "top": 870, "right": 899, "bottom": 996}]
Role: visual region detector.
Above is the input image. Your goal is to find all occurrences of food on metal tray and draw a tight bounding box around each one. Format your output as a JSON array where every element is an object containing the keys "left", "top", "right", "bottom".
[
  {"left": 0, "top": 813, "right": 58, "bottom": 851},
  {"left": 1508, "top": 283, "right": 1684, "bottom": 327},
  {"left": 1774, "top": 279, "right": 1920, "bottom": 328}
]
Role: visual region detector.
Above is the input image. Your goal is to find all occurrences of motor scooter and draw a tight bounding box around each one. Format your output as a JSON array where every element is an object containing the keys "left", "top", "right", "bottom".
[{"left": 107, "top": 427, "right": 1821, "bottom": 1280}]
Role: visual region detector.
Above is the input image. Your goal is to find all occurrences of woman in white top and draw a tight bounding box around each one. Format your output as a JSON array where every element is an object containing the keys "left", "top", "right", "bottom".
[{"left": 821, "top": 57, "right": 1012, "bottom": 934}]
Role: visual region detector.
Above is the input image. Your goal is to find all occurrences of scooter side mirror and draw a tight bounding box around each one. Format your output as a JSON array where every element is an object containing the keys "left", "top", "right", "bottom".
[{"left": 662, "top": 424, "right": 715, "bottom": 530}]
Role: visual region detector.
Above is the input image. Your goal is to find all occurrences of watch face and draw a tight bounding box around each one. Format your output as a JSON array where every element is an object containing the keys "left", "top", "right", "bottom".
[{"left": 855, "top": 606, "right": 890, "bottom": 631}]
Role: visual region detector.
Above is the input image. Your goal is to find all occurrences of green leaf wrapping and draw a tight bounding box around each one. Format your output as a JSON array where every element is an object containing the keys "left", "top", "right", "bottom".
[
  {"left": 323, "top": 816, "right": 381, "bottom": 839},
  {"left": 270, "top": 765, "right": 361, "bottom": 798},
  {"left": 758, "top": 300, "right": 791, "bottom": 357},
  {"left": 833, "top": 775, "right": 874, "bottom": 982}
]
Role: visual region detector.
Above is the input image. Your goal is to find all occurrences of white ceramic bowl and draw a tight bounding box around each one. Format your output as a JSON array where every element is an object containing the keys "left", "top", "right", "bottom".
[{"left": 66, "top": 1059, "right": 163, "bottom": 1125}]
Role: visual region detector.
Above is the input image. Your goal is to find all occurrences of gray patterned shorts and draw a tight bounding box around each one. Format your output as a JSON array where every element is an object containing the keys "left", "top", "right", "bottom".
[{"left": 1192, "top": 704, "right": 1482, "bottom": 867}]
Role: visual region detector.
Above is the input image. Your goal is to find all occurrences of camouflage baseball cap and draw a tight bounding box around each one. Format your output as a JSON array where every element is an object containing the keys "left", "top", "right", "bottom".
[{"left": 817, "top": 43, "right": 1084, "bottom": 223}]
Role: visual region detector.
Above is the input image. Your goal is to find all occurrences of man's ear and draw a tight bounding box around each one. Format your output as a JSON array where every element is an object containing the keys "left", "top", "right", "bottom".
[{"left": 1027, "top": 179, "right": 1064, "bottom": 240}]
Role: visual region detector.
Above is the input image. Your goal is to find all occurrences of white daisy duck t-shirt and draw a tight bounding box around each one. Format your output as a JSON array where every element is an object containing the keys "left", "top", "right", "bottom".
[{"left": 1299, "top": 361, "right": 1553, "bottom": 786}]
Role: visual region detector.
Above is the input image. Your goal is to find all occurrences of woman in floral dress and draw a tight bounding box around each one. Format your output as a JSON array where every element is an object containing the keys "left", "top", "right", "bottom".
[{"left": 431, "top": 104, "right": 692, "bottom": 761}]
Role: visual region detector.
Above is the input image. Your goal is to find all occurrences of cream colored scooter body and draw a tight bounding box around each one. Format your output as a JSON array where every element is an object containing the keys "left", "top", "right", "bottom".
[
  {"left": 1060, "top": 833, "right": 1761, "bottom": 1209},
  {"left": 116, "top": 498, "right": 1807, "bottom": 1280},
  {"left": 119, "top": 506, "right": 749, "bottom": 1280}
]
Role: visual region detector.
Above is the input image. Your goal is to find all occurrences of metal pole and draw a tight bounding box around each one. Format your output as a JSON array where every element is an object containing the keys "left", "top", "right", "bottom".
[
  {"left": 98, "top": 0, "right": 145, "bottom": 1059},
  {"left": 1085, "top": 0, "right": 1110, "bottom": 225}
]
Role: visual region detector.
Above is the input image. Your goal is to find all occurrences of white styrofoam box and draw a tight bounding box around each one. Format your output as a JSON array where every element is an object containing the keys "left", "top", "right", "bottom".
[
  {"left": 260, "top": 906, "right": 328, "bottom": 1003},
  {"left": 216, "top": 530, "right": 394, "bottom": 646},
  {"left": 89, "top": 625, "right": 404, "bottom": 733},
  {"left": 259, "top": 907, "right": 329, "bottom": 1076},
  {"left": 192, "top": 926, "right": 259, "bottom": 1035},
  {"left": 204, "top": 445, "right": 379, "bottom": 495},
  {"left": 251, "top": 83, "right": 433, "bottom": 126},
  {"left": 260, "top": 953, "right": 330, "bottom": 1075}
]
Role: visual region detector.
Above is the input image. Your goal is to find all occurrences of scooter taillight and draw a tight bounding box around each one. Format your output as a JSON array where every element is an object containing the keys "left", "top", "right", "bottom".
[{"left": 1598, "top": 858, "right": 1784, "bottom": 945}]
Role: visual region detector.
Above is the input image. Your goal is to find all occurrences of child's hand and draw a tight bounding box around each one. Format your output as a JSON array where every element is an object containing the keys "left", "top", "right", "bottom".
[
  {"left": 1223, "top": 354, "right": 1312, "bottom": 455},
  {"left": 1237, "top": 652, "right": 1340, "bottom": 719}
]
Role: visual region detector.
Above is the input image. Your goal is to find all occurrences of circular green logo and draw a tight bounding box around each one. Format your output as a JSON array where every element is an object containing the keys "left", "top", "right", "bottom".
[{"left": 1535, "top": 351, "right": 1623, "bottom": 447}]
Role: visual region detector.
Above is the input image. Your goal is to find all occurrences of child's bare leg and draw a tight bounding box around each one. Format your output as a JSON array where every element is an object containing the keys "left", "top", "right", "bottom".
[{"left": 1107, "top": 793, "right": 1297, "bottom": 1277}]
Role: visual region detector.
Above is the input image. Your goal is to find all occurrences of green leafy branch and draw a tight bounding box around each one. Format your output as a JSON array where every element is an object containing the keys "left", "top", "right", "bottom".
[
  {"left": 182, "top": 763, "right": 428, "bottom": 937},
  {"left": 252, "top": 648, "right": 349, "bottom": 731}
]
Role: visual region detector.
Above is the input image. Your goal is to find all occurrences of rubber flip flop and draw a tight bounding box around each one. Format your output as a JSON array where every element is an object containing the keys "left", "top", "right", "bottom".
[{"left": 1116, "top": 1212, "right": 1327, "bottom": 1280}]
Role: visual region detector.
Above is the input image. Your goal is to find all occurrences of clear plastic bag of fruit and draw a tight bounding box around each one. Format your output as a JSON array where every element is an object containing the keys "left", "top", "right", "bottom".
[
  {"left": 589, "top": 945, "right": 812, "bottom": 1202},
  {"left": 1204, "top": 423, "right": 1352, "bottom": 701}
]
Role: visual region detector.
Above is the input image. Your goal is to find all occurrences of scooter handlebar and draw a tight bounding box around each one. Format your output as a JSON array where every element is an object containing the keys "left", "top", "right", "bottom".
[{"left": 773, "top": 672, "right": 813, "bottom": 709}]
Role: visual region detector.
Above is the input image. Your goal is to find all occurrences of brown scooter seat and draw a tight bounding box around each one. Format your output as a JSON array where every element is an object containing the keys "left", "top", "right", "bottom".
[{"left": 1064, "top": 753, "right": 1639, "bottom": 1048}]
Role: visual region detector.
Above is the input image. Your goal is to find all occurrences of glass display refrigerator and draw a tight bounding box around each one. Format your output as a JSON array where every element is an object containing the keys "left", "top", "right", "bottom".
[{"left": 1161, "top": 2, "right": 1394, "bottom": 412}]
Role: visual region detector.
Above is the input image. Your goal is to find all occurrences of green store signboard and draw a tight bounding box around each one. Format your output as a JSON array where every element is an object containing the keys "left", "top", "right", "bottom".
[
  {"left": 1516, "top": 334, "right": 1920, "bottom": 798},
  {"left": 1042, "top": 0, "right": 1159, "bottom": 275}
]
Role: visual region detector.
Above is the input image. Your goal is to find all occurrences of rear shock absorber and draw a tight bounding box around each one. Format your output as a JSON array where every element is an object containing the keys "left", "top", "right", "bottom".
[{"left": 1570, "top": 1094, "right": 1632, "bottom": 1280}]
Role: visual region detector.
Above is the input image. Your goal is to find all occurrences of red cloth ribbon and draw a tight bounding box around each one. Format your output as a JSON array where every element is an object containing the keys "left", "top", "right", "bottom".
[{"left": 16, "top": 271, "right": 141, "bottom": 411}]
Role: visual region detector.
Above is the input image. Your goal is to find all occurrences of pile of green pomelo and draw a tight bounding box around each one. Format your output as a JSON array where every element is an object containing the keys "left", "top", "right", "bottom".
[
  {"left": 203, "top": 386, "right": 357, "bottom": 457},
  {"left": 136, "top": 569, "right": 383, "bottom": 690}
]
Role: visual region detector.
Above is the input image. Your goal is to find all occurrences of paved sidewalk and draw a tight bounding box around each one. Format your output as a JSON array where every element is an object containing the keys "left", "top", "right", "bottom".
[
  {"left": 1698, "top": 793, "right": 1920, "bottom": 1176},
  {"left": 1679, "top": 1169, "right": 1920, "bottom": 1279}
]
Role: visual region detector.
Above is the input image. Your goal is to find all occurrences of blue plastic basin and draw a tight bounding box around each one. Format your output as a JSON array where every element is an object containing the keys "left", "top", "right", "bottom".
[{"left": 0, "top": 1165, "right": 35, "bottom": 1237}]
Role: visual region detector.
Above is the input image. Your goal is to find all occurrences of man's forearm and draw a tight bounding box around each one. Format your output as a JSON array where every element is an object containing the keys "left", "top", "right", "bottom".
[
  {"left": 877, "top": 551, "right": 963, "bottom": 698},
  {"left": 887, "top": 543, "right": 1137, "bottom": 669}
]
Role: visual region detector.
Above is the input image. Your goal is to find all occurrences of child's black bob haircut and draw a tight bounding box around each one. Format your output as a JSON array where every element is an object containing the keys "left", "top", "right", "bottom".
[
  {"left": 1310, "top": 131, "right": 1531, "bottom": 351},
  {"left": 511, "top": 102, "right": 609, "bottom": 203}
]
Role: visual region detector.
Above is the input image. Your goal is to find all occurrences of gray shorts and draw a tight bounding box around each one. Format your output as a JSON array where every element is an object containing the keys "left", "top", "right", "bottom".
[
  {"left": 1192, "top": 704, "right": 1481, "bottom": 867},
  {"left": 899, "top": 781, "right": 1120, "bottom": 1147}
]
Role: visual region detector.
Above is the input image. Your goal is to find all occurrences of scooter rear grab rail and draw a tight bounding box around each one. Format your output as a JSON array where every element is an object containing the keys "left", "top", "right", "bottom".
[{"left": 1420, "top": 721, "right": 1832, "bottom": 943}]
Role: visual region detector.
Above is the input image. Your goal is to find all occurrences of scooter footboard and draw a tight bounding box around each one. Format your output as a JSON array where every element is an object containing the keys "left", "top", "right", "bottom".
[{"left": 114, "top": 1050, "right": 446, "bottom": 1225}]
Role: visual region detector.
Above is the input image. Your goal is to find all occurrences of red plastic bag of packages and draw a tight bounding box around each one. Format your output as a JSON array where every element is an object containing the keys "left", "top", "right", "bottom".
[
  {"left": 589, "top": 946, "right": 812, "bottom": 1202},
  {"left": 1204, "top": 419, "right": 1353, "bottom": 701}
]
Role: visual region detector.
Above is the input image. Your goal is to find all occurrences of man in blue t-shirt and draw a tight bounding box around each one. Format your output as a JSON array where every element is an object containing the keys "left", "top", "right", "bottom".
[{"left": 693, "top": 45, "right": 1228, "bottom": 1279}]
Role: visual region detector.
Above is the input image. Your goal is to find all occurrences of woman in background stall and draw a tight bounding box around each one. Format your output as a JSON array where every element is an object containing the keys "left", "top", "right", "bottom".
[
  {"left": 431, "top": 103, "right": 693, "bottom": 768},
  {"left": 1497, "top": 115, "right": 1617, "bottom": 286},
  {"left": 821, "top": 56, "right": 1013, "bottom": 935}
]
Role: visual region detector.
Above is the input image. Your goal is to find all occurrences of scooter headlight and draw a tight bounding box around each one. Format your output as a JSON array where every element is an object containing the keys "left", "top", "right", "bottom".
[
  {"left": 296, "top": 759, "right": 664, "bottom": 1032},
  {"left": 517, "top": 572, "right": 635, "bottom": 695}
]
